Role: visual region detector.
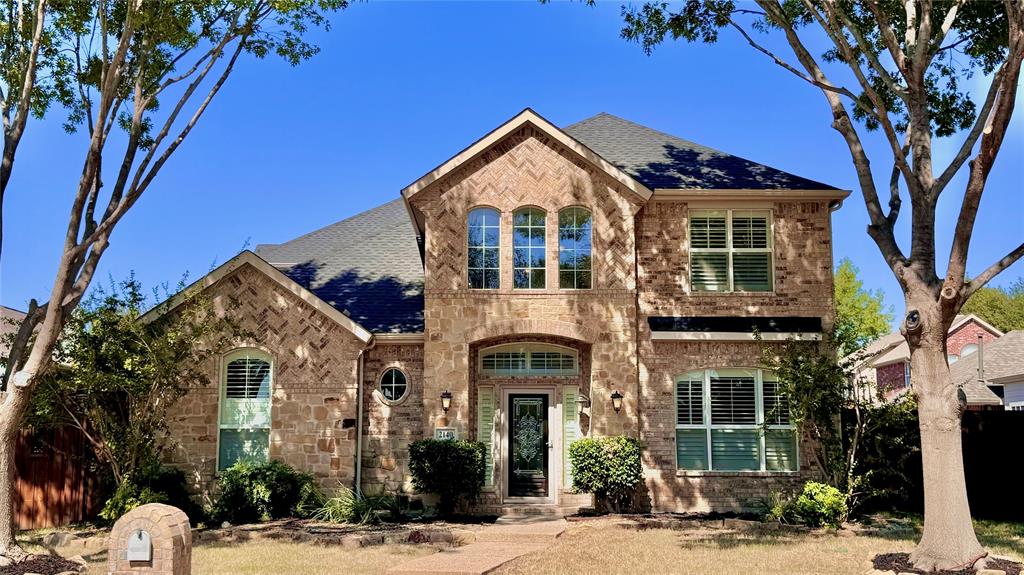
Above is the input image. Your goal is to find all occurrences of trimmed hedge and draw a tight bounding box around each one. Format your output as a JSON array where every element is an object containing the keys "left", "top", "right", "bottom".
[
  {"left": 568, "top": 436, "right": 643, "bottom": 512},
  {"left": 408, "top": 439, "right": 486, "bottom": 516}
]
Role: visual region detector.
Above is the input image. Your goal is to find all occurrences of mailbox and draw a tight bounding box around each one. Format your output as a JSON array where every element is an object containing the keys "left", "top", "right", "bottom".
[{"left": 126, "top": 529, "right": 152, "bottom": 562}]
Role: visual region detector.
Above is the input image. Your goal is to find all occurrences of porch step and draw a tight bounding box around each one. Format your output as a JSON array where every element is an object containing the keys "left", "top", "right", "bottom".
[{"left": 498, "top": 504, "right": 582, "bottom": 518}]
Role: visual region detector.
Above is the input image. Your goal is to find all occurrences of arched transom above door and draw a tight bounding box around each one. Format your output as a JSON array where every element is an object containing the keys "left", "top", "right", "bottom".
[{"left": 478, "top": 343, "right": 579, "bottom": 376}]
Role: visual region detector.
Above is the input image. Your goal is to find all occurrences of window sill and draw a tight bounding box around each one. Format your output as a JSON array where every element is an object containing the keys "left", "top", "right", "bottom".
[{"left": 675, "top": 470, "right": 801, "bottom": 478}]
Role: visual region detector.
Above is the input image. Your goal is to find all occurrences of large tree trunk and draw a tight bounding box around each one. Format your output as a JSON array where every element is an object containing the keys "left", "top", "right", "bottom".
[
  {"left": 908, "top": 319, "right": 985, "bottom": 571},
  {"left": 0, "top": 389, "right": 30, "bottom": 563}
]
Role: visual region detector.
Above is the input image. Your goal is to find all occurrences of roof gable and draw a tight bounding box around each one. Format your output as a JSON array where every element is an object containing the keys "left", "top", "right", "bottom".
[
  {"left": 565, "top": 112, "right": 841, "bottom": 192},
  {"left": 401, "top": 108, "right": 653, "bottom": 202},
  {"left": 140, "top": 251, "right": 374, "bottom": 343}
]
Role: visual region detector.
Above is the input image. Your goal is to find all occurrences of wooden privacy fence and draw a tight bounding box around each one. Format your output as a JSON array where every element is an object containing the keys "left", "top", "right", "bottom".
[{"left": 15, "top": 426, "right": 98, "bottom": 529}]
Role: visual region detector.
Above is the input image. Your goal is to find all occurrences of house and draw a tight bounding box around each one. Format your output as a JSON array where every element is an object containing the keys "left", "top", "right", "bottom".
[
  {"left": 949, "top": 330, "right": 1024, "bottom": 411},
  {"left": 152, "top": 109, "right": 848, "bottom": 513},
  {"left": 849, "top": 314, "right": 1004, "bottom": 408}
]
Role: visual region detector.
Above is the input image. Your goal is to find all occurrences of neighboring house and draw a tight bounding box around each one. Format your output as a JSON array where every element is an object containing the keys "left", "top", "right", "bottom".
[
  {"left": 950, "top": 330, "right": 1024, "bottom": 412},
  {"left": 848, "top": 314, "right": 1004, "bottom": 408},
  {"left": 150, "top": 109, "right": 849, "bottom": 513}
]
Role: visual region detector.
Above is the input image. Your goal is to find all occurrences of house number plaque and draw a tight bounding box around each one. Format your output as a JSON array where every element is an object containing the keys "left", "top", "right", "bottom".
[
  {"left": 126, "top": 529, "right": 152, "bottom": 562},
  {"left": 433, "top": 427, "right": 458, "bottom": 440}
]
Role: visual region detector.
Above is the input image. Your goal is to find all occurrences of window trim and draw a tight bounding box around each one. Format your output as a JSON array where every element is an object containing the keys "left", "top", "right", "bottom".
[
  {"left": 467, "top": 206, "right": 502, "bottom": 290},
  {"left": 478, "top": 343, "right": 579, "bottom": 377},
  {"left": 217, "top": 348, "right": 274, "bottom": 472},
  {"left": 687, "top": 208, "right": 775, "bottom": 293},
  {"left": 557, "top": 206, "right": 593, "bottom": 290},
  {"left": 674, "top": 367, "right": 798, "bottom": 474},
  {"left": 512, "top": 206, "right": 547, "bottom": 290},
  {"left": 376, "top": 366, "right": 411, "bottom": 405}
]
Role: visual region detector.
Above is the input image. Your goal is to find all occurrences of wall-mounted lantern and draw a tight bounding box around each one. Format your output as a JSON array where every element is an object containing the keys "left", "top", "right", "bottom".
[
  {"left": 440, "top": 389, "right": 453, "bottom": 414},
  {"left": 610, "top": 390, "right": 624, "bottom": 413}
]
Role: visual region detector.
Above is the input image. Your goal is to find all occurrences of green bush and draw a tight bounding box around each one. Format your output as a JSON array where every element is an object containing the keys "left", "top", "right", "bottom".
[
  {"left": 791, "top": 481, "right": 848, "bottom": 528},
  {"left": 408, "top": 439, "right": 486, "bottom": 516},
  {"left": 211, "top": 460, "right": 322, "bottom": 524},
  {"left": 568, "top": 436, "right": 643, "bottom": 512},
  {"left": 98, "top": 465, "right": 204, "bottom": 524},
  {"left": 312, "top": 485, "right": 393, "bottom": 525}
]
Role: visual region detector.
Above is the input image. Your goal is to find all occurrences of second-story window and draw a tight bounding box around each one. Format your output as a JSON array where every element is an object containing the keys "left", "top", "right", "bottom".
[
  {"left": 558, "top": 207, "right": 592, "bottom": 289},
  {"left": 689, "top": 209, "right": 773, "bottom": 292},
  {"left": 513, "top": 208, "right": 546, "bottom": 289},
  {"left": 468, "top": 207, "right": 501, "bottom": 289}
]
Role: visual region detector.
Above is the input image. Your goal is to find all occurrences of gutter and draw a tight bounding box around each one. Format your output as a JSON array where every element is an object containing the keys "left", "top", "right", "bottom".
[{"left": 355, "top": 336, "right": 377, "bottom": 496}]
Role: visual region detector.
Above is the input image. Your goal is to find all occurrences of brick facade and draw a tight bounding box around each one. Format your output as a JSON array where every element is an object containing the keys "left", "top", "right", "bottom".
[
  {"left": 163, "top": 264, "right": 364, "bottom": 500},
  {"left": 164, "top": 120, "right": 839, "bottom": 514},
  {"left": 947, "top": 319, "right": 999, "bottom": 357},
  {"left": 876, "top": 361, "right": 908, "bottom": 394}
]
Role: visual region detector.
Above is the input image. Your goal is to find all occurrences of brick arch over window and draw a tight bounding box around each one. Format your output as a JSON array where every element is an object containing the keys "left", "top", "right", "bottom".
[{"left": 464, "top": 318, "right": 598, "bottom": 344}]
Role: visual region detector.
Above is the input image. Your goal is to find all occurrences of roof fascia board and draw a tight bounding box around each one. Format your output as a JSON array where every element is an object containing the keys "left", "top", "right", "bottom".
[
  {"left": 653, "top": 188, "right": 852, "bottom": 201},
  {"left": 401, "top": 109, "right": 653, "bottom": 202},
  {"left": 951, "top": 314, "right": 1005, "bottom": 337},
  {"left": 374, "top": 333, "right": 425, "bottom": 344},
  {"left": 139, "top": 250, "right": 373, "bottom": 343}
]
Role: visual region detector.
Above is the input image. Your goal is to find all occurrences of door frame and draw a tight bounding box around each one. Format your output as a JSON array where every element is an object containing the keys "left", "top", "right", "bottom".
[{"left": 497, "top": 386, "right": 561, "bottom": 504}]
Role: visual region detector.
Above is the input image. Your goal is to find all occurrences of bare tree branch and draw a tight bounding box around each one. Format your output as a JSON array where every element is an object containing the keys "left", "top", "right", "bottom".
[
  {"left": 963, "top": 243, "right": 1024, "bottom": 301},
  {"left": 933, "top": 64, "right": 1006, "bottom": 196}
]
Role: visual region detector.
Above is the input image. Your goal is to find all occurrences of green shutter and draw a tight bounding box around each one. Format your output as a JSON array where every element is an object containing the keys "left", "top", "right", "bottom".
[
  {"left": 563, "top": 386, "right": 580, "bottom": 485},
  {"left": 765, "top": 429, "right": 798, "bottom": 471},
  {"left": 476, "top": 386, "right": 496, "bottom": 486},
  {"left": 710, "top": 429, "right": 760, "bottom": 471}
]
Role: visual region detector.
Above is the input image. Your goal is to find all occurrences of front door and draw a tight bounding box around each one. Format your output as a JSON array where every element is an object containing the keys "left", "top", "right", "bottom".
[{"left": 508, "top": 394, "right": 549, "bottom": 497}]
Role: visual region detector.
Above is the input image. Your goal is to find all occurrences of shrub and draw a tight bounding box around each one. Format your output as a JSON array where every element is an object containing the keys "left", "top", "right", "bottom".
[
  {"left": 97, "top": 465, "right": 204, "bottom": 524},
  {"left": 791, "top": 481, "right": 848, "bottom": 528},
  {"left": 211, "top": 460, "right": 321, "bottom": 524},
  {"left": 408, "top": 439, "right": 486, "bottom": 516},
  {"left": 568, "top": 436, "right": 643, "bottom": 512},
  {"left": 312, "top": 485, "right": 392, "bottom": 525}
]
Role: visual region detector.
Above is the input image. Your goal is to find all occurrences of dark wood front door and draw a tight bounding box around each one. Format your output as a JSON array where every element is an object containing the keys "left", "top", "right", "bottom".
[{"left": 509, "top": 394, "right": 549, "bottom": 497}]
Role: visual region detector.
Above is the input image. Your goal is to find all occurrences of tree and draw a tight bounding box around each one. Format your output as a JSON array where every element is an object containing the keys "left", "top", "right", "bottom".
[
  {"left": 611, "top": 1, "right": 1022, "bottom": 569},
  {"left": 0, "top": 0, "right": 346, "bottom": 562},
  {"left": 834, "top": 258, "right": 894, "bottom": 357},
  {"left": 961, "top": 277, "right": 1024, "bottom": 332},
  {"left": 28, "top": 275, "right": 242, "bottom": 493}
]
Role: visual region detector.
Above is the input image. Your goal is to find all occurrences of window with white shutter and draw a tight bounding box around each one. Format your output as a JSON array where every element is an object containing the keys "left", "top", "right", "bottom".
[
  {"left": 689, "top": 209, "right": 773, "bottom": 292},
  {"left": 219, "top": 349, "right": 273, "bottom": 471},
  {"left": 675, "top": 368, "right": 797, "bottom": 472}
]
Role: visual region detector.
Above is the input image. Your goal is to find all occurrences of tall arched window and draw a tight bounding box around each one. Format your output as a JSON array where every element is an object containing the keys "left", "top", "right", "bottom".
[
  {"left": 558, "top": 207, "right": 592, "bottom": 289},
  {"left": 468, "top": 208, "right": 500, "bottom": 289},
  {"left": 219, "top": 349, "right": 273, "bottom": 471},
  {"left": 513, "top": 208, "right": 546, "bottom": 289}
]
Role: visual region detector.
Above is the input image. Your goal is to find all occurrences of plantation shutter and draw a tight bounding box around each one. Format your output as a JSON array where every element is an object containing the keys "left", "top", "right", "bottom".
[
  {"left": 765, "top": 430, "right": 798, "bottom": 472},
  {"left": 220, "top": 357, "right": 272, "bottom": 429},
  {"left": 675, "top": 372, "right": 708, "bottom": 470},
  {"left": 732, "top": 211, "right": 773, "bottom": 292},
  {"left": 476, "top": 386, "right": 496, "bottom": 486},
  {"left": 690, "top": 211, "right": 729, "bottom": 292},
  {"left": 562, "top": 386, "right": 580, "bottom": 485},
  {"left": 709, "top": 369, "right": 759, "bottom": 471}
]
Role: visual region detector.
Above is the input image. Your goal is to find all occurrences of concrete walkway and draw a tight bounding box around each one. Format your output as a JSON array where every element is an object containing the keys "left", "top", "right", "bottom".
[{"left": 386, "top": 517, "right": 567, "bottom": 575}]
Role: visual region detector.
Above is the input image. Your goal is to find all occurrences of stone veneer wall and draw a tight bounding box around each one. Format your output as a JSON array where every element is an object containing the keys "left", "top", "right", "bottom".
[
  {"left": 360, "top": 343, "right": 425, "bottom": 495},
  {"left": 634, "top": 199, "right": 835, "bottom": 512},
  {"left": 408, "top": 125, "right": 645, "bottom": 443},
  {"left": 163, "top": 264, "right": 365, "bottom": 501}
]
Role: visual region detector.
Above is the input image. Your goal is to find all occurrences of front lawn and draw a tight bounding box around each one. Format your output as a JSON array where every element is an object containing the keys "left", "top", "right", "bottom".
[{"left": 493, "top": 516, "right": 1024, "bottom": 575}]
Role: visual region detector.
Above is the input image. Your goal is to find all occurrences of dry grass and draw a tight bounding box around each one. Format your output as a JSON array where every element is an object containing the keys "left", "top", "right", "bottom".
[
  {"left": 492, "top": 517, "right": 1024, "bottom": 575},
  {"left": 23, "top": 540, "right": 438, "bottom": 575}
]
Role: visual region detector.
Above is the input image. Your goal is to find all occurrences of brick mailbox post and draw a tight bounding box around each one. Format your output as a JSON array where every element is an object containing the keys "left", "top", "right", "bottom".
[{"left": 108, "top": 503, "right": 192, "bottom": 575}]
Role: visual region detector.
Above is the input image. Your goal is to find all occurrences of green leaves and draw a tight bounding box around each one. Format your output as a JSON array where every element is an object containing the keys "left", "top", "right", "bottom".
[
  {"left": 408, "top": 439, "right": 487, "bottom": 516},
  {"left": 961, "top": 277, "right": 1024, "bottom": 333},
  {"left": 568, "top": 436, "right": 643, "bottom": 513},
  {"left": 834, "top": 258, "right": 893, "bottom": 358}
]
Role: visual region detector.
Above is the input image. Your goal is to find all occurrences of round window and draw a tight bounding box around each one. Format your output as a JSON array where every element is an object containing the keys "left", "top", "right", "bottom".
[{"left": 379, "top": 368, "right": 408, "bottom": 402}]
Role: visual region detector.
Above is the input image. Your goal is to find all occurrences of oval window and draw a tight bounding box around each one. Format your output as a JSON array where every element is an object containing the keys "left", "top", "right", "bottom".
[{"left": 379, "top": 368, "right": 408, "bottom": 402}]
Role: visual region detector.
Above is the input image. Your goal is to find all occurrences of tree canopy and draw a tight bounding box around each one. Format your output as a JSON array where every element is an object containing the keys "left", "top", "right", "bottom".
[
  {"left": 960, "top": 277, "right": 1024, "bottom": 333},
  {"left": 834, "top": 258, "right": 894, "bottom": 357}
]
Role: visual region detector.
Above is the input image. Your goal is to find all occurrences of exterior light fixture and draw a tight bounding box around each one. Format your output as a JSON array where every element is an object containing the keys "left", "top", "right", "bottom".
[
  {"left": 610, "top": 390, "right": 624, "bottom": 413},
  {"left": 440, "top": 389, "right": 453, "bottom": 413}
]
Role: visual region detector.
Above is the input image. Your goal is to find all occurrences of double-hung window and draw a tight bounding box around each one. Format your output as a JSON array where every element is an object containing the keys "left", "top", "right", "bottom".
[
  {"left": 219, "top": 349, "right": 273, "bottom": 471},
  {"left": 675, "top": 368, "right": 797, "bottom": 472},
  {"left": 689, "top": 209, "right": 773, "bottom": 292}
]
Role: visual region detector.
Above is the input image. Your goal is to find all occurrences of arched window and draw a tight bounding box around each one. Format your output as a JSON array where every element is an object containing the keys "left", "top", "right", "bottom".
[
  {"left": 558, "top": 207, "right": 592, "bottom": 289},
  {"left": 479, "top": 343, "right": 578, "bottom": 376},
  {"left": 675, "top": 368, "right": 796, "bottom": 472},
  {"left": 960, "top": 343, "right": 979, "bottom": 358},
  {"left": 379, "top": 367, "right": 409, "bottom": 402},
  {"left": 219, "top": 349, "right": 272, "bottom": 471},
  {"left": 513, "top": 208, "right": 546, "bottom": 289},
  {"left": 468, "top": 208, "right": 501, "bottom": 289}
]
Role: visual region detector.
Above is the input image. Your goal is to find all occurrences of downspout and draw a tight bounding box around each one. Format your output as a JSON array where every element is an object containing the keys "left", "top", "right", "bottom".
[{"left": 355, "top": 336, "right": 377, "bottom": 496}]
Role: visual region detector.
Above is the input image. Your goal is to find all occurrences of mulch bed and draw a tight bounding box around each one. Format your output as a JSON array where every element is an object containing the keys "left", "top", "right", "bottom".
[
  {"left": 0, "top": 554, "right": 83, "bottom": 575},
  {"left": 873, "top": 553, "right": 1022, "bottom": 575}
]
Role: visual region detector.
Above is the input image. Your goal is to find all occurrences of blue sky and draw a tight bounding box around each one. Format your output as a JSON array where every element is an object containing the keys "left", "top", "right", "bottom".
[{"left": 2, "top": 1, "right": 1022, "bottom": 322}]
